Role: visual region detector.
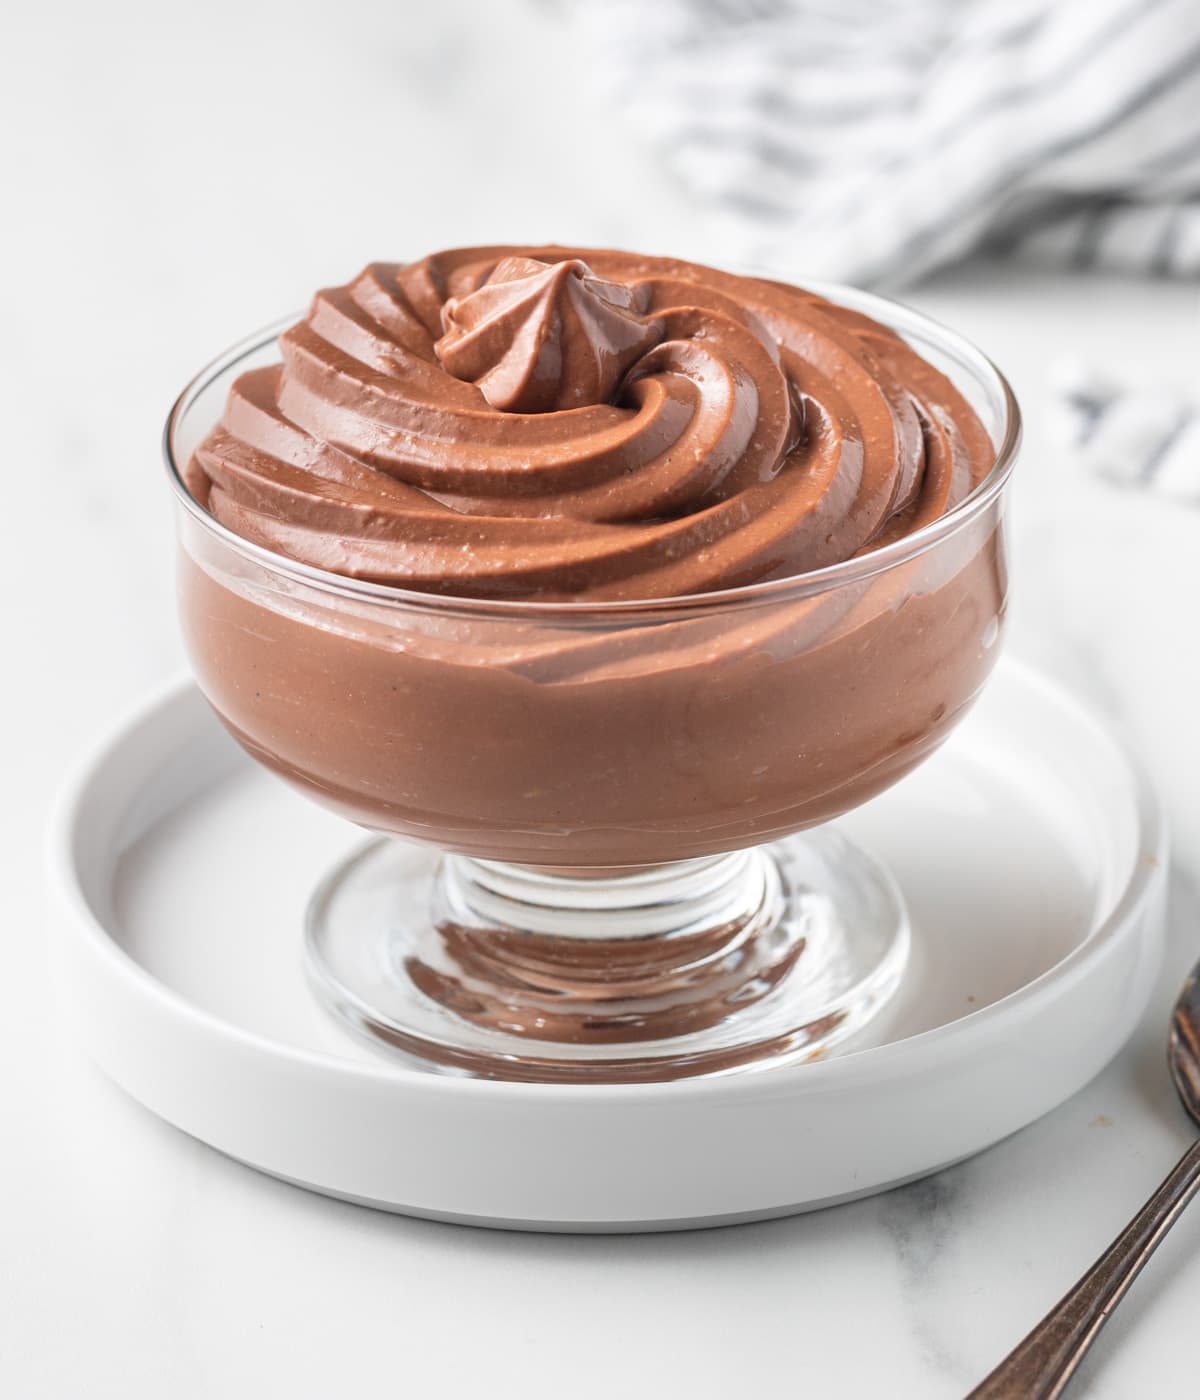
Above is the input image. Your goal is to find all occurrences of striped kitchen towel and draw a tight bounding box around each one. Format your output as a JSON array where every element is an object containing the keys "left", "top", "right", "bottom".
[
  {"left": 1055, "top": 363, "right": 1200, "bottom": 501},
  {"left": 573, "top": 0, "right": 1200, "bottom": 286}
]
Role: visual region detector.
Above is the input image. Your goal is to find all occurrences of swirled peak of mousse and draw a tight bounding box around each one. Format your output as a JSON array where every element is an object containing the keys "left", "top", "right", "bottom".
[
  {"left": 187, "top": 245, "right": 996, "bottom": 601},
  {"left": 436, "top": 256, "right": 663, "bottom": 412}
]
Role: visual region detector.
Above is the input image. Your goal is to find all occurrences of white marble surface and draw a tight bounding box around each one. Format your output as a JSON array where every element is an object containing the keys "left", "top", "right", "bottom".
[{"left": 4, "top": 2, "right": 1200, "bottom": 1395}]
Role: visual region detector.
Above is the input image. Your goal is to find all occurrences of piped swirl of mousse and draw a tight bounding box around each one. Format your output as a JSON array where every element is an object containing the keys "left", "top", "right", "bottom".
[{"left": 186, "top": 247, "right": 996, "bottom": 602}]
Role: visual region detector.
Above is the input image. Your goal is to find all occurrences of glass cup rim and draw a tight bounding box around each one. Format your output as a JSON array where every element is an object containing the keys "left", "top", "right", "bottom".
[{"left": 163, "top": 278, "right": 1020, "bottom": 622}]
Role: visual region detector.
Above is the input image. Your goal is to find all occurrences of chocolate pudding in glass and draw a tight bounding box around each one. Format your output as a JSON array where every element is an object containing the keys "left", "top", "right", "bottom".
[{"left": 165, "top": 247, "right": 1018, "bottom": 1082}]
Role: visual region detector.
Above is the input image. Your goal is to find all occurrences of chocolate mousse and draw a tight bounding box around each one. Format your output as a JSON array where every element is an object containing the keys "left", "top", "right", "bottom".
[{"left": 174, "top": 246, "right": 1009, "bottom": 867}]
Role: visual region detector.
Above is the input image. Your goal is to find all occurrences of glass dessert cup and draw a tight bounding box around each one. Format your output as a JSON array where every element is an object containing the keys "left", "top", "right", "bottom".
[{"left": 165, "top": 287, "right": 1018, "bottom": 1084}]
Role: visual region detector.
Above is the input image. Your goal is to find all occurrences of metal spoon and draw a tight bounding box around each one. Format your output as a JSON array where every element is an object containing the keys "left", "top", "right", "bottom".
[{"left": 968, "top": 961, "right": 1200, "bottom": 1398}]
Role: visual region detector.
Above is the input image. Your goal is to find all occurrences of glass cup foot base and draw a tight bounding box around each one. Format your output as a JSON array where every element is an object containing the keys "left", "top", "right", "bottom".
[{"left": 305, "top": 830, "right": 910, "bottom": 1084}]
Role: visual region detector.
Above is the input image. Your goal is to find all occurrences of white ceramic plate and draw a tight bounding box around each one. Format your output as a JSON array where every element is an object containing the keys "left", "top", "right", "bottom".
[{"left": 47, "top": 657, "right": 1166, "bottom": 1231}]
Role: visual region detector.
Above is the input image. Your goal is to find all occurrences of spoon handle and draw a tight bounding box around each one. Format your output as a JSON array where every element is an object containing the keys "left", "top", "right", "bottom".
[{"left": 968, "top": 1138, "right": 1200, "bottom": 1399}]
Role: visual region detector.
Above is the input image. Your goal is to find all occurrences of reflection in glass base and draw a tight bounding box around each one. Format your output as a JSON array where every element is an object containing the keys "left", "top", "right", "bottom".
[{"left": 305, "top": 830, "right": 910, "bottom": 1084}]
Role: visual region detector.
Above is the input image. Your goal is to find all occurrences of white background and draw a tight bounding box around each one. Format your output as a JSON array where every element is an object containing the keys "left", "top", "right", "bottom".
[{"left": 4, "top": 2, "right": 1200, "bottom": 1395}]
